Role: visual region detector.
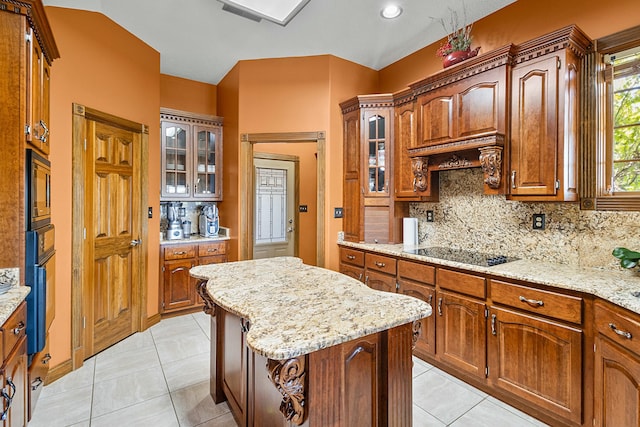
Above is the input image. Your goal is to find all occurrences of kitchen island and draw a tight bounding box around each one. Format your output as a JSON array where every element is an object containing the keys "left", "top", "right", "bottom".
[{"left": 190, "top": 257, "right": 432, "bottom": 427}]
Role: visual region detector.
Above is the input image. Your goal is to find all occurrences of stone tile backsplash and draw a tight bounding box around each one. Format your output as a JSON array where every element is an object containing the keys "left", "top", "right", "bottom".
[{"left": 410, "top": 168, "right": 640, "bottom": 271}]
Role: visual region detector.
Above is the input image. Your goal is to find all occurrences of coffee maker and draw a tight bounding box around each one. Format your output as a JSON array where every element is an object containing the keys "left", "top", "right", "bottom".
[
  {"left": 199, "top": 204, "right": 219, "bottom": 237},
  {"left": 166, "top": 202, "right": 184, "bottom": 240}
]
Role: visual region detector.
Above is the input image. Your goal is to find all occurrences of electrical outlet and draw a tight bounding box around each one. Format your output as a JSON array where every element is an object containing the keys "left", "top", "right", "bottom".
[
  {"left": 533, "top": 213, "right": 545, "bottom": 230},
  {"left": 426, "top": 210, "right": 434, "bottom": 222},
  {"left": 299, "top": 205, "right": 308, "bottom": 213},
  {"left": 334, "top": 207, "right": 344, "bottom": 218},
  {"left": 148, "top": 207, "right": 153, "bottom": 218}
]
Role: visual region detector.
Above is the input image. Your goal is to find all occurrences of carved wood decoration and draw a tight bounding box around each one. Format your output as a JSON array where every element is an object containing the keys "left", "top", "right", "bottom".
[
  {"left": 411, "top": 157, "right": 429, "bottom": 192},
  {"left": 478, "top": 146, "right": 503, "bottom": 189},
  {"left": 438, "top": 154, "right": 473, "bottom": 170},
  {"left": 267, "top": 357, "right": 307, "bottom": 425},
  {"left": 196, "top": 280, "right": 216, "bottom": 315},
  {"left": 412, "top": 320, "right": 422, "bottom": 351}
]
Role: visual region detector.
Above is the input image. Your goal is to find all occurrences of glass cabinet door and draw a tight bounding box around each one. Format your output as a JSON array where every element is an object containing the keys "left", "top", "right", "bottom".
[
  {"left": 193, "top": 126, "right": 220, "bottom": 198},
  {"left": 366, "top": 113, "right": 388, "bottom": 195},
  {"left": 162, "top": 121, "right": 190, "bottom": 198}
]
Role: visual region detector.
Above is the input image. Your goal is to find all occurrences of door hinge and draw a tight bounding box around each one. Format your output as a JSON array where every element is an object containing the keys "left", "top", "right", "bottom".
[
  {"left": 25, "top": 124, "right": 30, "bottom": 135},
  {"left": 162, "top": 266, "right": 165, "bottom": 272},
  {"left": 594, "top": 343, "right": 597, "bottom": 353},
  {"left": 83, "top": 228, "right": 86, "bottom": 239},
  {"left": 555, "top": 180, "right": 560, "bottom": 190},
  {"left": 395, "top": 282, "right": 400, "bottom": 291},
  {"left": 84, "top": 138, "right": 87, "bottom": 151},
  {"left": 82, "top": 316, "right": 86, "bottom": 329},
  {"left": 484, "top": 308, "right": 489, "bottom": 318},
  {"left": 557, "top": 58, "right": 561, "bottom": 69},
  {"left": 25, "top": 32, "right": 32, "bottom": 43},
  {"left": 485, "top": 367, "right": 489, "bottom": 377}
]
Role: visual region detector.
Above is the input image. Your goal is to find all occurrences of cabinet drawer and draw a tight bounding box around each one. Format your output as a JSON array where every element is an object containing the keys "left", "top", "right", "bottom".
[
  {"left": 340, "top": 264, "right": 364, "bottom": 283},
  {"left": 199, "top": 255, "right": 227, "bottom": 265},
  {"left": 490, "top": 280, "right": 582, "bottom": 324},
  {"left": 340, "top": 248, "right": 365, "bottom": 267},
  {"left": 437, "top": 269, "right": 485, "bottom": 299},
  {"left": 365, "top": 253, "right": 396, "bottom": 275},
  {"left": 163, "top": 244, "right": 196, "bottom": 260},
  {"left": 595, "top": 301, "right": 640, "bottom": 355},
  {"left": 2, "top": 301, "right": 26, "bottom": 360},
  {"left": 198, "top": 241, "right": 227, "bottom": 257},
  {"left": 398, "top": 260, "right": 435, "bottom": 285}
]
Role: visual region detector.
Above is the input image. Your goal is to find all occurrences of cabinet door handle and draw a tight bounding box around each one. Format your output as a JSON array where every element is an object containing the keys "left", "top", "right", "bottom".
[
  {"left": 609, "top": 323, "right": 633, "bottom": 340},
  {"left": 437, "top": 297, "right": 443, "bottom": 316},
  {"left": 31, "top": 376, "right": 43, "bottom": 391},
  {"left": 365, "top": 276, "right": 369, "bottom": 286},
  {"left": 207, "top": 248, "right": 218, "bottom": 253},
  {"left": 427, "top": 295, "right": 433, "bottom": 305},
  {"left": 1, "top": 378, "right": 16, "bottom": 420},
  {"left": 240, "top": 319, "right": 251, "bottom": 333},
  {"left": 357, "top": 273, "right": 363, "bottom": 282},
  {"left": 518, "top": 295, "right": 544, "bottom": 307},
  {"left": 511, "top": 170, "right": 517, "bottom": 189},
  {"left": 173, "top": 251, "right": 187, "bottom": 256},
  {"left": 346, "top": 254, "right": 356, "bottom": 260},
  {"left": 491, "top": 314, "right": 497, "bottom": 335},
  {"left": 12, "top": 321, "right": 25, "bottom": 335},
  {"left": 38, "top": 120, "right": 49, "bottom": 143},
  {"left": 374, "top": 261, "right": 386, "bottom": 268}
]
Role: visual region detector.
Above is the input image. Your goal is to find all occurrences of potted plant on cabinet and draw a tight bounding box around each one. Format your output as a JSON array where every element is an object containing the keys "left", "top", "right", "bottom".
[{"left": 435, "top": 7, "right": 480, "bottom": 68}]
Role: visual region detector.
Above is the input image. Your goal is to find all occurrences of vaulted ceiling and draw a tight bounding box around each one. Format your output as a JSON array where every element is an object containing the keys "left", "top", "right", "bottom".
[{"left": 41, "top": 0, "right": 516, "bottom": 84}]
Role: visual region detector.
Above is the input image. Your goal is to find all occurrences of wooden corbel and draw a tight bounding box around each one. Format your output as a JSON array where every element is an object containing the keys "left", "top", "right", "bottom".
[
  {"left": 478, "top": 146, "right": 503, "bottom": 189},
  {"left": 267, "top": 357, "right": 307, "bottom": 425},
  {"left": 411, "top": 156, "right": 430, "bottom": 192},
  {"left": 196, "top": 279, "right": 216, "bottom": 315}
]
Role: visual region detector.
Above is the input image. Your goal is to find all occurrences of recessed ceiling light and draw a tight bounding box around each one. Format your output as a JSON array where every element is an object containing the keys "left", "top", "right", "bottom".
[
  {"left": 218, "top": 0, "right": 310, "bottom": 26},
  {"left": 381, "top": 4, "right": 403, "bottom": 19}
]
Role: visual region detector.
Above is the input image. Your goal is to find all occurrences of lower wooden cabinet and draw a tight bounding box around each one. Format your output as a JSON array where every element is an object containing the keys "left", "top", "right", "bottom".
[
  {"left": 0, "top": 302, "right": 27, "bottom": 427},
  {"left": 339, "top": 247, "right": 365, "bottom": 283},
  {"left": 593, "top": 300, "right": 640, "bottom": 427},
  {"left": 397, "top": 279, "right": 435, "bottom": 358},
  {"left": 160, "top": 240, "right": 229, "bottom": 316},
  {"left": 222, "top": 311, "right": 247, "bottom": 427}
]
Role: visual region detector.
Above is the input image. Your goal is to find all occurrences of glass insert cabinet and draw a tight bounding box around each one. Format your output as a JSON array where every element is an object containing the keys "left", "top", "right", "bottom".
[{"left": 160, "top": 108, "right": 223, "bottom": 201}]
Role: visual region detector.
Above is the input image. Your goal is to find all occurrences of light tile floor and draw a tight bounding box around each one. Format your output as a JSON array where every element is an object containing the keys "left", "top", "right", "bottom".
[{"left": 28, "top": 312, "right": 549, "bottom": 426}]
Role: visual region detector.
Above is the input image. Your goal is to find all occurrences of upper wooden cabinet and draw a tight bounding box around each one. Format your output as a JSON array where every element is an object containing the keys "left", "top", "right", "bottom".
[
  {"left": 340, "top": 95, "right": 405, "bottom": 244},
  {"left": 26, "top": 29, "right": 53, "bottom": 156},
  {"left": 160, "top": 108, "right": 223, "bottom": 201},
  {"left": 509, "top": 26, "right": 591, "bottom": 201}
]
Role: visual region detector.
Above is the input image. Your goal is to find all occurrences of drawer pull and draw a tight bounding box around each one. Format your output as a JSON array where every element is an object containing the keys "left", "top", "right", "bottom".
[
  {"left": 1, "top": 378, "right": 15, "bottom": 420},
  {"left": 12, "top": 321, "right": 25, "bottom": 335},
  {"left": 31, "top": 376, "right": 43, "bottom": 391},
  {"left": 374, "top": 261, "right": 386, "bottom": 268},
  {"left": 207, "top": 248, "right": 218, "bottom": 253},
  {"left": 173, "top": 251, "right": 187, "bottom": 256},
  {"left": 491, "top": 314, "right": 497, "bottom": 335},
  {"left": 357, "top": 273, "right": 363, "bottom": 282},
  {"left": 519, "top": 295, "right": 544, "bottom": 307},
  {"left": 609, "top": 323, "right": 632, "bottom": 340},
  {"left": 346, "top": 254, "right": 356, "bottom": 260},
  {"left": 437, "top": 297, "right": 443, "bottom": 316},
  {"left": 365, "top": 276, "right": 369, "bottom": 286}
]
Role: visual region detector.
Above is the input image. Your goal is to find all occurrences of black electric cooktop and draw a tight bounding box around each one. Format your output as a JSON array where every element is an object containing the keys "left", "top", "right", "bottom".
[{"left": 403, "top": 247, "right": 517, "bottom": 267}]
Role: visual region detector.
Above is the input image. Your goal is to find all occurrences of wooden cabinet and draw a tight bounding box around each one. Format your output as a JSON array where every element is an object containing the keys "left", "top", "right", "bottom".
[
  {"left": 160, "top": 108, "right": 223, "bottom": 201},
  {"left": 397, "top": 260, "right": 436, "bottom": 358},
  {"left": 436, "top": 269, "right": 487, "bottom": 379},
  {"left": 0, "top": 303, "right": 28, "bottom": 427},
  {"left": 222, "top": 311, "right": 248, "bottom": 427},
  {"left": 593, "top": 301, "right": 640, "bottom": 427},
  {"left": 364, "top": 253, "right": 397, "bottom": 292},
  {"left": 488, "top": 279, "right": 583, "bottom": 425},
  {"left": 160, "top": 240, "right": 228, "bottom": 316},
  {"left": 26, "top": 28, "right": 52, "bottom": 156},
  {"left": 338, "top": 247, "right": 365, "bottom": 283},
  {"left": 508, "top": 26, "right": 590, "bottom": 201},
  {"left": 340, "top": 95, "right": 404, "bottom": 244}
]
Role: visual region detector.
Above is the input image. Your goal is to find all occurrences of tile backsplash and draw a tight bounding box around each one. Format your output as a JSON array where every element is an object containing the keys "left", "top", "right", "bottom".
[{"left": 411, "top": 168, "right": 640, "bottom": 271}]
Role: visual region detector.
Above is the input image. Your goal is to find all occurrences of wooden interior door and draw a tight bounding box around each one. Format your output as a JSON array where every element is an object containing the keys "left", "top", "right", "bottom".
[{"left": 83, "top": 119, "right": 142, "bottom": 357}]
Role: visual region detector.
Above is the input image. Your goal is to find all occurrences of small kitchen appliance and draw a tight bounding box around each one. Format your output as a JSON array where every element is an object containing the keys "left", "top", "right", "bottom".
[
  {"left": 166, "top": 202, "right": 184, "bottom": 240},
  {"left": 199, "top": 203, "right": 219, "bottom": 237}
]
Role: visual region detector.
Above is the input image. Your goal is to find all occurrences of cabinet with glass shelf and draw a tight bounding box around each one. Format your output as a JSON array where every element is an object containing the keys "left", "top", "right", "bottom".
[{"left": 160, "top": 108, "right": 223, "bottom": 201}]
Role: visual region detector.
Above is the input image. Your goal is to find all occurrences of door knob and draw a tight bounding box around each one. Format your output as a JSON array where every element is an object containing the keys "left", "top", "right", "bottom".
[{"left": 130, "top": 239, "right": 141, "bottom": 247}]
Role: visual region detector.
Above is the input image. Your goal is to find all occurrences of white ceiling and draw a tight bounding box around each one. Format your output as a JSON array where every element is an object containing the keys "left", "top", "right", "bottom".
[{"left": 41, "top": 0, "right": 516, "bottom": 85}]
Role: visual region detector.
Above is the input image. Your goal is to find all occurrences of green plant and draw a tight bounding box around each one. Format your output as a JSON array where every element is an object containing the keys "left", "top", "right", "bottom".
[
  {"left": 612, "top": 247, "right": 640, "bottom": 269},
  {"left": 435, "top": 6, "right": 473, "bottom": 58}
]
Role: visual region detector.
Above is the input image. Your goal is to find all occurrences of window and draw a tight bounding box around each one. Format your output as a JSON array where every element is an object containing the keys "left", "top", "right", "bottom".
[{"left": 587, "top": 25, "right": 640, "bottom": 210}]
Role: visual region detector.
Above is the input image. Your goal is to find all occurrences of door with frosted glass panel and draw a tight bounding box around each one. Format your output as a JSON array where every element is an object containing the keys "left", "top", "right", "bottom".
[{"left": 253, "top": 158, "right": 296, "bottom": 259}]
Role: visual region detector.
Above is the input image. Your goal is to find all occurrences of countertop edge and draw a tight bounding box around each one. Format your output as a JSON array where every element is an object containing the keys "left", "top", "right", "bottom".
[{"left": 0, "top": 286, "right": 30, "bottom": 326}]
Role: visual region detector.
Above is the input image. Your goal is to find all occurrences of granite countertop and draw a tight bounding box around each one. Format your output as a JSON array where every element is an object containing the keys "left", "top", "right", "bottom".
[
  {"left": 190, "top": 257, "right": 432, "bottom": 360},
  {"left": 0, "top": 268, "right": 30, "bottom": 326},
  {"left": 160, "top": 226, "right": 231, "bottom": 245},
  {"left": 339, "top": 241, "right": 640, "bottom": 315}
]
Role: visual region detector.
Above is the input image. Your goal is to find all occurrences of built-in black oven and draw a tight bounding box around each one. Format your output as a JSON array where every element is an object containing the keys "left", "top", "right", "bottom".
[{"left": 26, "top": 149, "right": 51, "bottom": 230}]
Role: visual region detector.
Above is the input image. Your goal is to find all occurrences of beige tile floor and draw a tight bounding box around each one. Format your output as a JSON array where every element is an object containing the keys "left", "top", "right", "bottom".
[{"left": 28, "top": 312, "right": 549, "bottom": 426}]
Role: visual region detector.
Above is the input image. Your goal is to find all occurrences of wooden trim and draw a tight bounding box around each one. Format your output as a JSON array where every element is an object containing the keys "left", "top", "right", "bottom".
[
  {"left": 45, "top": 358, "right": 72, "bottom": 385},
  {"left": 160, "top": 107, "right": 223, "bottom": 126},
  {"left": 144, "top": 312, "right": 162, "bottom": 329},
  {"left": 240, "top": 132, "right": 326, "bottom": 267},
  {"left": 596, "top": 24, "right": 640, "bottom": 54}
]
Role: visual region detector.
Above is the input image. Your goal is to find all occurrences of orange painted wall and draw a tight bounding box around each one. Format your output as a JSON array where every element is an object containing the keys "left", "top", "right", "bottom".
[
  {"left": 254, "top": 143, "right": 318, "bottom": 265},
  {"left": 379, "top": 0, "right": 640, "bottom": 93},
  {"left": 217, "top": 55, "right": 378, "bottom": 270},
  {"left": 160, "top": 74, "right": 217, "bottom": 115},
  {"left": 46, "top": 6, "right": 160, "bottom": 368}
]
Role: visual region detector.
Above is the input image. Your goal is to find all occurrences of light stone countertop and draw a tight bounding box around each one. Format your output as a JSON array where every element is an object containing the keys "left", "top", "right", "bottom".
[
  {"left": 190, "top": 257, "right": 432, "bottom": 360},
  {"left": 160, "top": 234, "right": 230, "bottom": 245},
  {"left": 339, "top": 241, "right": 640, "bottom": 316},
  {"left": 0, "top": 268, "right": 30, "bottom": 326}
]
